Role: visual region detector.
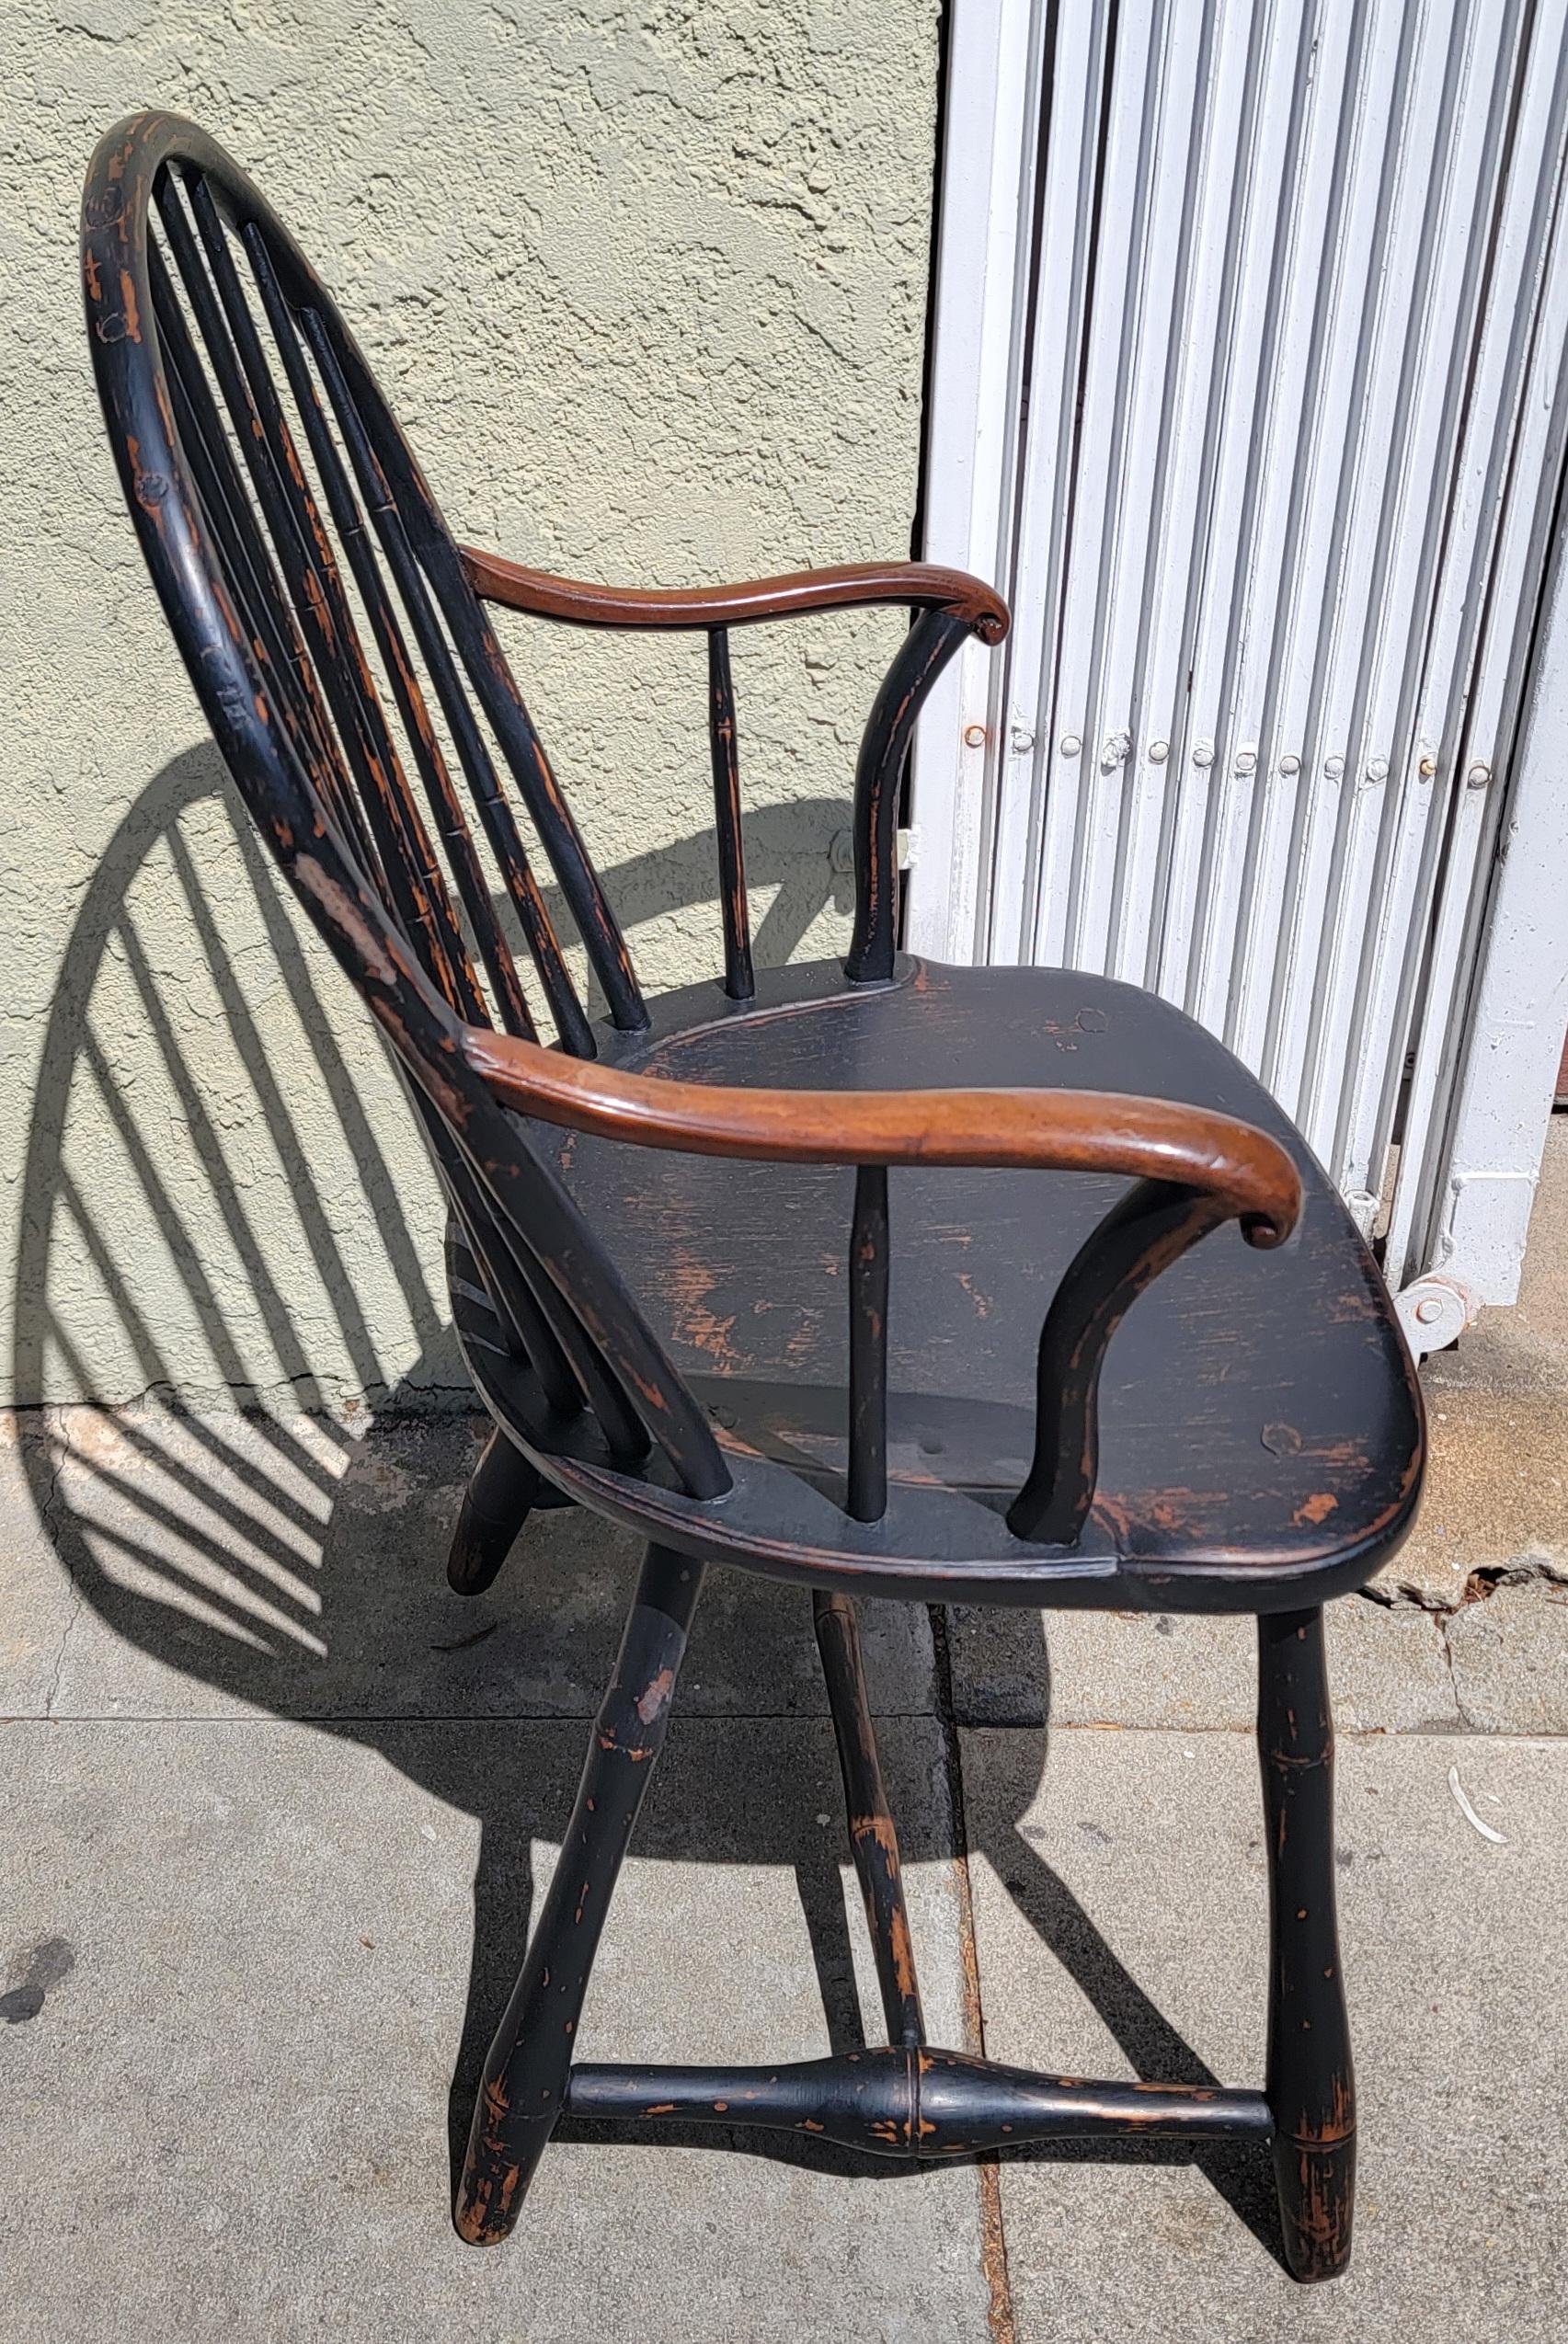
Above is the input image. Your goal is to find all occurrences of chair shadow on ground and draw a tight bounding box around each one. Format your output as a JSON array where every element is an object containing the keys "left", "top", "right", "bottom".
[{"left": 10, "top": 746, "right": 1287, "bottom": 2267}]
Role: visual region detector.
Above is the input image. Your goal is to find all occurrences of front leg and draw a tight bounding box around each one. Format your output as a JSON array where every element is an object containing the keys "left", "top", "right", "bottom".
[
  {"left": 454, "top": 1542, "right": 705, "bottom": 2243},
  {"left": 1257, "top": 1606, "right": 1356, "bottom": 2281}
]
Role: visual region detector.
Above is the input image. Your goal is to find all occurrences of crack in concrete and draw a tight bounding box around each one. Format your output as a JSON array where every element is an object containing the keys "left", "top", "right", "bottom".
[
  {"left": 1436, "top": 1609, "right": 1464, "bottom": 1721},
  {"left": 1357, "top": 1562, "right": 1568, "bottom": 1733},
  {"left": 1356, "top": 1558, "right": 1568, "bottom": 1618},
  {"left": 929, "top": 1604, "right": 1017, "bottom": 2344}
]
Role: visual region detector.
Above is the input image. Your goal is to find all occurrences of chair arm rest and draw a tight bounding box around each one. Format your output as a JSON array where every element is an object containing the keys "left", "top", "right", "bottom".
[
  {"left": 460, "top": 1026, "right": 1302, "bottom": 1248},
  {"left": 458, "top": 546, "right": 1011, "bottom": 645}
]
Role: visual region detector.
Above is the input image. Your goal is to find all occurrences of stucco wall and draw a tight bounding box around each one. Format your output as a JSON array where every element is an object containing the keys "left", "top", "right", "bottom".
[{"left": 3, "top": 0, "right": 939, "bottom": 1409}]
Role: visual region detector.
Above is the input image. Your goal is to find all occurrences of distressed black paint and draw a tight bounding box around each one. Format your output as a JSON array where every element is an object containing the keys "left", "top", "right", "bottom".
[
  {"left": 565, "top": 2048, "right": 1274, "bottom": 2155},
  {"left": 454, "top": 1543, "right": 706, "bottom": 2243},
  {"left": 706, "top": 625, "right": 754, "bottom": 1002},
  {"left": 847, "top": 1163, "right": 890, "bottom": 1525},
  {"left": 82, "top": 110, "right": 1425, "bottom": 2281},
  {"left": 1258, "top": 1607, "right": 1356, "bottom": 2281},
  {"left": 814, "top": 1589, "right": 923, "bottom": 2047}
]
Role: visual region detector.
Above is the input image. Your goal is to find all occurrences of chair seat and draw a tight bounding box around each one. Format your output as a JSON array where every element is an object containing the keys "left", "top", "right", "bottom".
[{"left": 452, "top": 957, "right": 1423, "bottom": 1611}]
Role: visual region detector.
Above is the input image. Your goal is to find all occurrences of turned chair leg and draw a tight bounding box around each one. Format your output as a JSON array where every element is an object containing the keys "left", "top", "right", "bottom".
[
  {"left": 1257, "top": 1606, "right": 1356, "bottom": 2281},
  {"left": 453, "top": 1541, "right": 706, "bottom": 2243},
  {"left": 813, "top": 1588, "right": 924, "bottom": 2047},
  {"left": 447, "top": 1425, "right": 544, "bottom": 1595}
]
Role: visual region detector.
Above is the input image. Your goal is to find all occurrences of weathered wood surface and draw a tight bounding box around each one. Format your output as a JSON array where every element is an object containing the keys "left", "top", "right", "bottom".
[
  {"left": 454, "top": 1542, "right": 706, "bottom": 2244},
  {"left": 564, "top": 2049, "right": 1275, "bottom": 2156},
  {"left": 84, "top": 107, "right": 1422, "bottom": 2276},
  {"left": 1259, "top": 1607, "right": 1356, "bottom": 2282},
  {"left": 458, "top": 543, "right": 1011, "bottom": 638},
  {"left": 452, "top": 959, "right": 1421, "bottom": 1606},
  {"left": 814, "top": 1589, "right": 922, "bottom": 2045}
]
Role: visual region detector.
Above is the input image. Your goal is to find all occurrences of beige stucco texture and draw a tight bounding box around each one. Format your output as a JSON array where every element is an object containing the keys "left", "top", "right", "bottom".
[{"left": 3, "top": 0, "right": 939, "bottom": 1407}]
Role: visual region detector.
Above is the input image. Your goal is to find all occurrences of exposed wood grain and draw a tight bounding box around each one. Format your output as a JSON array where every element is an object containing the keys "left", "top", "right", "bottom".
[
  {"left": 445, "top": 1424, "right": 544, "bottom": 1595},
  {"left": 847, "top": 1163, "right": 891, "bottom": 1522},
  {"left": 564, "top": 2049, "right": 1272, "bottom": 2155},
  {"left": 462, "top": 1023, "right": 1302, "bottom": 1242},
  {"left": 246, "top": 226, "right": 537, "bottom": 1041},
  {"left": 460, "top": 543, "right": 1011, "bottom": 642},
  {"left": 814, "top": 1589, "right": 923, "bottom": 2047},
  {"left": 1258, "top": 1608, "right": 1356, "bottom": 2281},
  {"left": 454, "top": 1543, "right": 705, "bottom": 2242},
  {"left": 705, "top": 626, "right": 754, "bottom": 1002},
  {"left": 845, "top": 606, "right": 971, "bottom": 983}
]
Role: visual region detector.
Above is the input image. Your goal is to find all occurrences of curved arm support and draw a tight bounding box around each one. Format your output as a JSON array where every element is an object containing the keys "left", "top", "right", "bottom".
[
  {"left": 458, "top": 546, "right": 1011, "bottom": 642},
  {"left": 1005, "top": 1180, "right": 1235, "bottom": 1545},
  {"left": 844, "top": 605, "right": 974, "bottom": 983},
  {"left": 460, "top": 1027, "right": 1303, "bottom": 1245},
  {"left": 462, "top": 1030, "right": 1302, "bottom": 1543},
  {"left": 459, "top": 543, "right": 1010, "bottom": 999}
]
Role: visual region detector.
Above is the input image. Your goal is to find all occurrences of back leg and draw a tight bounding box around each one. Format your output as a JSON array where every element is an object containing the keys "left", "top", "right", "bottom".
[{"left": 447, "top": 1425, "right": 544, "bottom": 1595}]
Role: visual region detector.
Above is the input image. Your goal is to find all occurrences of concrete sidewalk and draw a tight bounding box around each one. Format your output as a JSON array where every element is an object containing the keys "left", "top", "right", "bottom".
[{"left": 3, "top": 1130, "right": 1565, "bottom": 2342}]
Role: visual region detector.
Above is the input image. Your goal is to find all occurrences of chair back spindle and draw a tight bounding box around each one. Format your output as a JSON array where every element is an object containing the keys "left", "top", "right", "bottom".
[
  {"left": 705, "top": 626, "right": 754, "bottom": 1002},
  {"left": 92, "top": 115, "right": 1150, "bottom": 1551},
  {"left": 84, "top": 112, "right": 729, "bottom": 1501},
  {"left": 846, "top": 1166, "right": 890, "bottom": 1524}
]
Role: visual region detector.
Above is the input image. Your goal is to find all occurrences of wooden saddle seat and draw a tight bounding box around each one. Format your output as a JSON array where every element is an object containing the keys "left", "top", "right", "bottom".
[{"left": 452, "top": 955, "right": 1422, "bottom": 1608}]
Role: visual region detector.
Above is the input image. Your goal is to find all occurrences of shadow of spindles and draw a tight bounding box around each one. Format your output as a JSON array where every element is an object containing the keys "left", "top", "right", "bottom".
[{"left": 11, "top": 747, "right": 1284, "bottom": 2261}]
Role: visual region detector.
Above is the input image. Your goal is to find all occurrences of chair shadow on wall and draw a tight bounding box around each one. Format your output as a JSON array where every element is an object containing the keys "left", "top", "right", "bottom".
[{"left": 11, "top": 745, "right": 1287, "bottom": 2264}]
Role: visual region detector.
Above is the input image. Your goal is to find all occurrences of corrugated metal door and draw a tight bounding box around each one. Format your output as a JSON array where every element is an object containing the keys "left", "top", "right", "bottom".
[{"left": 913, "top": 0, "right": 1568, "bottom": 1342}]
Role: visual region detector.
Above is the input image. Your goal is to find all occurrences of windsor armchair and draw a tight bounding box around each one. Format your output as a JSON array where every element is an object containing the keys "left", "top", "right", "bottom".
[{"left": 83, "top": 112, "right": 1423, "bottom": 2284}]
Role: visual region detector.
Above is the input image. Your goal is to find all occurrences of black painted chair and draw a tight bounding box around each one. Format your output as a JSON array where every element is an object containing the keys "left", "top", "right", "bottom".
[{"left": 83, "top": 113, "right": 1423, "bottom": 2280}]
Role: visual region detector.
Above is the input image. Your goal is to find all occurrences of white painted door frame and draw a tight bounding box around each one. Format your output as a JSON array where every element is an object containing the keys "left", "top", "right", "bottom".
[
  {"left": 1414, "top": 493, "right": 1568, "bottom": 1324},
  {"left": 910, "top": 0, "right": 1568, "bottom": 1347},
  {"left": 909, "top": 0, "right": 1043, "bottom": 967}
]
